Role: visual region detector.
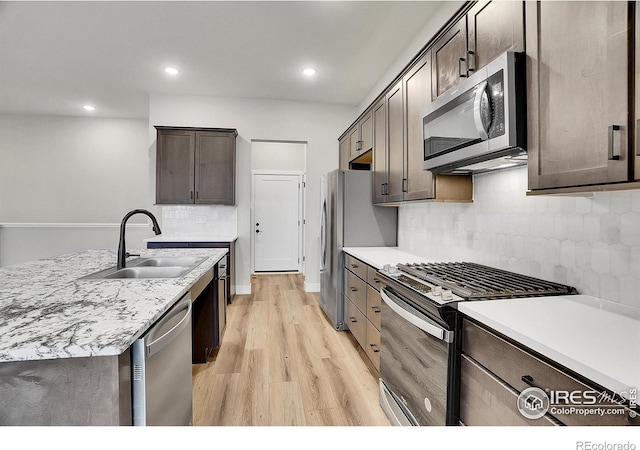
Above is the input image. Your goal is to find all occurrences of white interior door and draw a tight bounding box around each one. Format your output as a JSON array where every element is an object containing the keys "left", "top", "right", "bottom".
[{"left": 253, "top": 173, "right": 301, "bottom": 272}]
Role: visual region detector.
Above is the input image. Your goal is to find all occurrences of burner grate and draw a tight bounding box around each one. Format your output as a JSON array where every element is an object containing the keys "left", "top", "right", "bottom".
[{"left": 397, "top": 262, "right": 576, "bottom": 300}]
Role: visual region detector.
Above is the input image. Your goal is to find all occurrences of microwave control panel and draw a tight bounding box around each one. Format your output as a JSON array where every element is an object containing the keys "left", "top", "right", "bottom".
[{"left": 487, "top": 69, "right": 505, "bottom": 139}]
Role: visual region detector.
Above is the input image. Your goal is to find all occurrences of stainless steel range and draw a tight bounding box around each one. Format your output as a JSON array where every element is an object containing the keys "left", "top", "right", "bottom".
[{"left": 377, "top": 261, "right": 576, "bottom": 426}]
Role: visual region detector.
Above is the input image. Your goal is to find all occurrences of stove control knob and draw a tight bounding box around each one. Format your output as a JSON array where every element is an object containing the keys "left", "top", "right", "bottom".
[
  {"left": 432, "top": 286, "right": 443, "bottom": 296},
  {"left": 442, "top": 290, "right": 453, "bottom": 301}
]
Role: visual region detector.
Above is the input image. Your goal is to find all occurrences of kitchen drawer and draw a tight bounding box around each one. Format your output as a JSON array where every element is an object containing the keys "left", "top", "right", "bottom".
[
  {"left": 460, "top": 355, "right": 560, "bottom": 426},
  {"left": 364, "top": 319, "right": 381, "bottom": 371},
  {"left": 345, "top": 254, "right": 367, "bottom": 281},
  {"left": 366, "top": 266, "right": 385, "bottom": 290},
  {"left": 366, "top": 284, "right": 382, "bottom": 330},
  {"left": 463, "top": 319, "right": 638, "bottom": 426},
  {"left": 344, "top": 269, "right": 367, "bottom": 314},
  {"left": 346, "top": 297, "right": 366, "bottom": 349}
]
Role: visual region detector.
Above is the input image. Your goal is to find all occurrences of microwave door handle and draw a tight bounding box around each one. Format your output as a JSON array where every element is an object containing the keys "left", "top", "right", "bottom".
[
  {"left": 381, "top": 289, "right": 453, "bottom": 343},
  {"left": 473, "top": 81, "right": 489, "bottom": 140}
]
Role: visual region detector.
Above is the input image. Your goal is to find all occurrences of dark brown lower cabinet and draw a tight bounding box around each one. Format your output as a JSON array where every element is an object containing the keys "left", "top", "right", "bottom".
[
  {"left": 191, "top": 263, "right": 227, "bottom": 364},
  {"left": 461, "top": 318, "right": 639, "bottom": 426},
  {"left": 191, "top": 278, "right": 216, "bottom": 364}
]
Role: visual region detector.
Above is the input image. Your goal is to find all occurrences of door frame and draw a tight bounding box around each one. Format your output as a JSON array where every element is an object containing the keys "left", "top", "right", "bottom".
[{"left": 250, "top": 170, "right": 305, "bottom": 274}]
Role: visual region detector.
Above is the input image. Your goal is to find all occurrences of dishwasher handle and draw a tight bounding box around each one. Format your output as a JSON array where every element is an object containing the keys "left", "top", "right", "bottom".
[
  {"left": 381, "top": 288, "right": 453, "bottom": 343},
  {"left": 146, "top": 294, "right": 192, "bottom": 357}
]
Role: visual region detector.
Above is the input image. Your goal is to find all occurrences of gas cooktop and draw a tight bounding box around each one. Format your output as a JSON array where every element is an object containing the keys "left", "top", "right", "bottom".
[{"left": 381, "top": 261, "right": 577, "bottom": 303}]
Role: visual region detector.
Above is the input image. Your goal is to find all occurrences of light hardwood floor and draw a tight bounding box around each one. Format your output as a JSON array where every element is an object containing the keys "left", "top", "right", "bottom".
[{"left": 192, "top": 273, "right": 390, "bottom": 426}]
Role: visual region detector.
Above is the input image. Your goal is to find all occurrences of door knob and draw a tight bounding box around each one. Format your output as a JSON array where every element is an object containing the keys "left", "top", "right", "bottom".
[
  {"left": 256, "top": 229, "right": 261, "bottom": 233},
  {"left": 256, "top": 223, "right": 260, "bottom": 226}
]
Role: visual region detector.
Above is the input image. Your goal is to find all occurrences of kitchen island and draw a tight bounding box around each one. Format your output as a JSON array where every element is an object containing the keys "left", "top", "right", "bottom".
[{"left": 0, "top": 247, "right": 227, "bottom": 425}]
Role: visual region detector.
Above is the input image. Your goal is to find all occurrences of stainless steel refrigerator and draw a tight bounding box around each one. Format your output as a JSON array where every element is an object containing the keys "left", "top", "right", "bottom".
[{"left": 320, "top": 170, "right": 397, "bottom": 330}]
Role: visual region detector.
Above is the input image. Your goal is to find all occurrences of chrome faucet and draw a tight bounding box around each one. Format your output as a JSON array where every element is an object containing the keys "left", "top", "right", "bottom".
[{"left": 117, "top": 209, "right": 162, "bottom": 269}]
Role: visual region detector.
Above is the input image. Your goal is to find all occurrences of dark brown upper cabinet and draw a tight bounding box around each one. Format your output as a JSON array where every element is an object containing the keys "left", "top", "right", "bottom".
[
  {"left": 155, "top": 126, "right": 237, "bottom": 205},
  {"left": 431, "top": 18, "right": 468, "bottom": 99},
  {"left": 526, "top": 1, "right": 630, "bottom": 191},
  {"left": 371, "top": 53, "right": 473, "bottom": 205},
  {"left": 339, "top": 135, "right": 350, "bottom": 170},
  {"left": 345, "top": 110, "right": 374, "bottom": 163},
  {"left": 432, "top": 1, "right": 524, "bottom": 99},
  {"left": 371, "top": 99, "right": 387, "bottom": 204},
  {"left": 385, "top": 80, "right": 405, "bottom": 203},
  {"left": 467, "top": 0, "right": 524, "bottom": 76},
  {"left": 404, "top": 53, "right": 435, "bottom": 201}
]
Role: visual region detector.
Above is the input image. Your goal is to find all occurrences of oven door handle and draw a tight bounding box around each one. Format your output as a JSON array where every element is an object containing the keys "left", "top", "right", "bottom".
[{"left": 381, "top": 289, "right": 454, "bottom": 343}]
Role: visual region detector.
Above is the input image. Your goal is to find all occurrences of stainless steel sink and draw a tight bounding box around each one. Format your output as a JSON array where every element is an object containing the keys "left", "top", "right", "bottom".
[
  {"left": 134, "top": 257, "right": 205, "bottom": 267},
  {"left": 79, "top": 256, "right": 206, "bottom": 280},
  {"left": 103, "top": 266, "right": 191, "bottom": 279}
]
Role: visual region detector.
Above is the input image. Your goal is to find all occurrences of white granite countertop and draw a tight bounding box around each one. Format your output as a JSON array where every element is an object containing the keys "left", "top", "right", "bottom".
[
  {"left": 342, "top": 246, "right": 432, "bottom": 269},
  {"left": 0, "top": 248, "right": 227, "bottom": 362},
  {"left": 459, "top": 295, "right": 640, "bottom": 400},
  {"left": 145, "top": 235, "right": 238, "bottom": 243}
]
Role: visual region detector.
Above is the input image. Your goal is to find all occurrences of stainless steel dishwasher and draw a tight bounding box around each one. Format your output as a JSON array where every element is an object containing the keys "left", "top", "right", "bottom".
[{"left": 132, "top": 292, "right": 193, "bottom": 426}]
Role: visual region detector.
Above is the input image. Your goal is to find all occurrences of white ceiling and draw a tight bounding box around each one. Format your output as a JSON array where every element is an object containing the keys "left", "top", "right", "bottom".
[{"left": 0, "top": 1, "right": 448, "bottom": 119}]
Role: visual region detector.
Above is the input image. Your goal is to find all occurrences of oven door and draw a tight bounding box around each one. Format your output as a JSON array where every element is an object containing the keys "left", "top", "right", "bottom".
[{"left": 379, "top": 287, "right": 453, "bottom": 426}]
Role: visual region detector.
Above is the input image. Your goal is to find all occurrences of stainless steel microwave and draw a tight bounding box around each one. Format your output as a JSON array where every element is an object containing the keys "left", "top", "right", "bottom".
[{"left": 422, "top": 52, "right": 526, "bottom": 174}]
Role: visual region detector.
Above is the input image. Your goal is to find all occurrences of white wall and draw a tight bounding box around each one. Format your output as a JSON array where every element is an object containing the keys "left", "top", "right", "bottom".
[
  {"left": 251, "top": 141, "right": 306, "bottom": 171},
  {"left": 149, "top": 94, "right": 356, "bottom": 293},
  {"left": 0, "top": 114, "right": 154, "bottom": 267},
  {"left": 356, "top": 0, "right": 465, "bottom": 114},
  {"left": 398, "top": 167, "right": 640, "bottom": 309}
]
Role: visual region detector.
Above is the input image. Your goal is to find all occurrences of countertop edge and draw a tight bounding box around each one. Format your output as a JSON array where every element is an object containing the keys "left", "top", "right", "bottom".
[
  {"left": 145, "top": 235, "right": 238, "bottom": 243},
  {"left": 342, "top": 246, "right": 432, "bottom": 269}
]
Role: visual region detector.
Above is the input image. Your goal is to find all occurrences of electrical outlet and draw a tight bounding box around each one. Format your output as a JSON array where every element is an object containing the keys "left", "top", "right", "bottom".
[{"left": 454, "top": 219, "right": 463, "bottom": 236}]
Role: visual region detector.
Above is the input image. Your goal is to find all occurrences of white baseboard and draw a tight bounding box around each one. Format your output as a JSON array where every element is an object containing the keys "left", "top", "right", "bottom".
[
  {"left": 235, "top": 285, "right": 251, "bottom": 295},
  {"left": 304, "top": 282, "right": 320, "bottom": 293}
]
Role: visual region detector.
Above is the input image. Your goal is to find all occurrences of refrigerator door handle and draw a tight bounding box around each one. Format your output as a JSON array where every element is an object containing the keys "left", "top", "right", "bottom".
[{"left": 320, "top": 199, "right": 328, "bottom": 271}]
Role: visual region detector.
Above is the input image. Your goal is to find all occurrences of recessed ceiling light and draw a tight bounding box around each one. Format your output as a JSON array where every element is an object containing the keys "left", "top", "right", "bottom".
[
  {"left": 83, "top": 105, "right": 96, "bottom": 112},
  {"left": 164, "top": 67, "right": 179, "bottom": 75},
  {"left": 302, "top": 68, "right": 316, "bottom": 76}
]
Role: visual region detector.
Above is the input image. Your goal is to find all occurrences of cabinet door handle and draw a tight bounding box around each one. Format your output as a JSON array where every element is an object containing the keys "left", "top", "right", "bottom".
[
  {"left": 402, "top": 178, "right": 408, "bottom": 193},
  {"left": 521, "top": 375, "right": 547, "bottom": 392},
  {"left": 350, "top": 264, "right": 358, "bottom": 269},
  {"left": 636, "top": 120, "right": 640, "bottom": 156},
  {"left": 349, "top": 316, "right": 357, "bottom": 323},
  {"left": 608, "top": 125, "right": 621, "bottom": 160},
  {"left": 467, "top": 50, "right": 475, "bottom": 73},
  {"left": 458, "top": 57, "right": 467, "bottom": 78},
  {"left": 350, "top": 287, "right": 358, "bottom": 292},
  {"left": 370, "top": 306, "right": 381, "bottom": 313},
  {"left": 369, "top": 344, "right": 380, "bottom": 353},
  {"left": 373, "top": 278, "right": 381, "bottom": 284},
  {"left": 190, "top": 191, "right": 194, "bottom": 199},
  {"left": 195, "top": 191, "right": 199, "bottom": 199}
]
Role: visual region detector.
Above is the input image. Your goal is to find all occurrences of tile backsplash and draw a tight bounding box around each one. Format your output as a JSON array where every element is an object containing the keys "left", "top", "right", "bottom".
[
  {"left": 398, "top": 166, "right": 640, "bottom": 308},
  {"left": 160, "top": 205, "right": 237, "bottom": 237}
]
